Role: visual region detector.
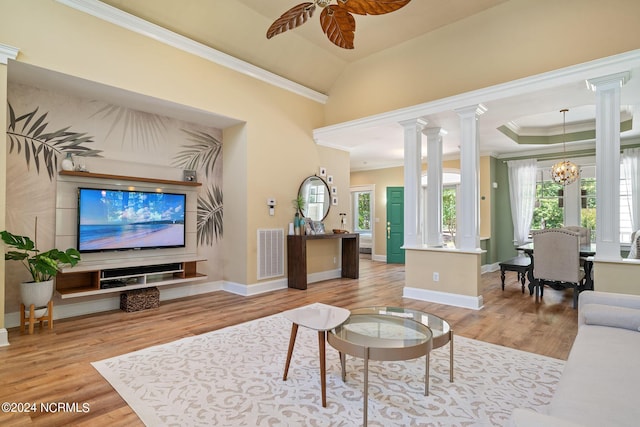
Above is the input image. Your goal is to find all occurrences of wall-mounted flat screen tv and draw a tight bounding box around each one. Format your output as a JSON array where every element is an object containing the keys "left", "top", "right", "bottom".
[{"left": 77, "top": 188, "right": 186, "bottom": 253}]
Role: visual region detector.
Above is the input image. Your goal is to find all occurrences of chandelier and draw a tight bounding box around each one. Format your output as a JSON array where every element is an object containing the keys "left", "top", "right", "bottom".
[{"left": 551, "top": 109, "right": 580, "bottom": 185}]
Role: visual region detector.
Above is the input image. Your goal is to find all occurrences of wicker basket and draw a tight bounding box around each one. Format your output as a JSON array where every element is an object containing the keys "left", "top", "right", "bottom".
[{"left": 120, "top": 287, "right": 160, "bottom": 312}]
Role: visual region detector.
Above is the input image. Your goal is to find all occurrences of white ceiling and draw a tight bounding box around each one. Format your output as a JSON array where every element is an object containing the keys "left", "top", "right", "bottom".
[{"left": 20, "top": 0, "right": 640, "bottom": 171}]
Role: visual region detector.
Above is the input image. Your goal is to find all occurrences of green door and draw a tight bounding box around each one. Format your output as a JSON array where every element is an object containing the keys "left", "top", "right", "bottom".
[{"left": 386, "top": 187, "right": 405, "bottom": 264}]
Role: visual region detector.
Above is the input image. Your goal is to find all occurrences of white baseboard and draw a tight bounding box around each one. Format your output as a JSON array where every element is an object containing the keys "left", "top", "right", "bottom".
[
  {"left": 3, "top": 269, "right": 347, "bottom": 329},
  {"left": 223, "top": 278, "right": 288, "bottom": 296},
  {"left": 6, "top": 265, "right": 475, "bottom": 333},
  {"left": 482, "top": 262, "right": 500, "bottom": 274},
  {"left": 3, "top": 280, "right": 224, "bottom": 329},
  {"left": 403, "top": 286, "right": 484, "bottom": 310},
  {"left": 372, "top": 254, "right": 387, "bottom": 262},
  {"left": 223, "top": 270, "right": 341, "bottom": 296}
]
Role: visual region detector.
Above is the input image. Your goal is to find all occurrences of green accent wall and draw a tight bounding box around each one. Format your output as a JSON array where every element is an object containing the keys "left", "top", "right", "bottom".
[{"left": 486, "top": 156, "right": 499, "bottom": 264}]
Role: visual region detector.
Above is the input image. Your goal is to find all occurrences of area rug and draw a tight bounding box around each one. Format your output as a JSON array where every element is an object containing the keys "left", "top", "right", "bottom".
[{"left": 92, "top": 303, "right": 564, "bottom": 426}]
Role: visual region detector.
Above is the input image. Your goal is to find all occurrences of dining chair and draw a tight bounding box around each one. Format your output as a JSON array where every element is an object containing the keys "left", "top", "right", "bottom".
[
  {"left": 562, "top": 226, "right": 591, "bottom": 245},
  {"left": 532, "top": 229, "right": 585, "bottom": 308},
  {"left": 628, "top": 230, "right": 640, "bottom": 259},
  {"left": 562, "top": 226, "right": 591, "bottom": 268}
]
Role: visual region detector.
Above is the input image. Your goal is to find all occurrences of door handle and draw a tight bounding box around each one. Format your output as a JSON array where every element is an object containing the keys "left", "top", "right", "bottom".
[{"left": 387, "top": 221, "right": 391, "bottom": 239}]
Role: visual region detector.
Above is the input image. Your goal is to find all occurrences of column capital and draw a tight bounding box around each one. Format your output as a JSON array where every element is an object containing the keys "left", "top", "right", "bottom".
[
  {"left": 454, "top": 104, "right": 487, "bottom": 117},
  {"left": 0, "top": 44, "right": 19, "bottom": 65},
  {"left": 422, "top": 127, "right": 447, "bottom": 139},
  {"left": 586, "top": 71, "right": 630, "bottom": 91},
  {"left": 398, "top": 117, "right": 428, "bottom": 130}
]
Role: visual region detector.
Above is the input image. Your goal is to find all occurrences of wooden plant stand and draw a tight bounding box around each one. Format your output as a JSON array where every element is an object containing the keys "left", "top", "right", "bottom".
[{"left": 20, "top": 301, "right": 54, "bottom": 334}]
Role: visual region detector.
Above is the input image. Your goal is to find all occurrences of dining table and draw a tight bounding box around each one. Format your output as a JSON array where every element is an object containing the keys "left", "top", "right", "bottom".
[{"left": 517, "top": 242, "right": 595, "bottom": 295}]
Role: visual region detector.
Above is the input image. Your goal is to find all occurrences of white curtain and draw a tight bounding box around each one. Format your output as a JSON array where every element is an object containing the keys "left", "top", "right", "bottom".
[
  {"left": 507, "top": 159, "right": 537, "bottom": 246},
  {"left": 622, "top": 147, "right": 640, "bottom": 232}
]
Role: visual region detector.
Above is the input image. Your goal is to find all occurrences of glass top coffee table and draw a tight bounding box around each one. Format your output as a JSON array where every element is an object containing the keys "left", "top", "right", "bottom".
[
  {"left": 351, "top": 307, "right": 454, "bottom": 383},
  {"left": 327, "top": 307, "right": 436, "bottom": 425}
]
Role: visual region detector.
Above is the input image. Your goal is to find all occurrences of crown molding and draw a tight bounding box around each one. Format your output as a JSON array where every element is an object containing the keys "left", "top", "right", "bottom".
[
  {"left": 0, "top": 44, "right": 19, "bottom": 65},
  {"left": 55, "top": 0, "right": 328, "bottom": 104},
  {"left": 314, "top": 49, "right": 640, "bottom": 146}
]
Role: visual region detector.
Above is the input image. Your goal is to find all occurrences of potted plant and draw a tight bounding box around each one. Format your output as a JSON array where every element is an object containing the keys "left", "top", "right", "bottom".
[{"left": 1, "top": 224, "right": 80, "bottom": 317}]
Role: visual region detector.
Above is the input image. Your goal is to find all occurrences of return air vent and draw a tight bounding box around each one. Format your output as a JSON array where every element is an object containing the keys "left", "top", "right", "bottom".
[{"left": 257, "top": 228, "right": 284, "bottom": 280}]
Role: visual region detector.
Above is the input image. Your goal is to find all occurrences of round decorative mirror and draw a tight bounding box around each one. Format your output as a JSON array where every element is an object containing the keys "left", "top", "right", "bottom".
[{"left": 298, "top": 175, "right": 331, "bottom": 222}]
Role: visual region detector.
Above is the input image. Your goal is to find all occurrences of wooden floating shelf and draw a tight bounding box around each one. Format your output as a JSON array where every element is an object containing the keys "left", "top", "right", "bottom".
[
  {"left": 56, "top": 260, "right": 207, "bottom": 299},
  {"left": 58, "top": 170, "right": 202, "bottom": 187},
  {"left": 56, "top": 274, "right": 208, "bottom": 299}
]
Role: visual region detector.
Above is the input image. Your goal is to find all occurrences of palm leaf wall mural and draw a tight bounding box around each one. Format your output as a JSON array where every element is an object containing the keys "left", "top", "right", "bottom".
[
  {"left": 7, "top": 103, "right": 102, "bottom": 180},
  {"left": 172, "top": 129, "right": 222, "bottom": 179},
  {"left": 173, "top": 129, "right": 224, "bottom": 246},
  {"left": 90, "top": 104, "right": 168, "bottom": 149},
  {"left": 197, "top": 184, "right": 223, "bottom": 245}
]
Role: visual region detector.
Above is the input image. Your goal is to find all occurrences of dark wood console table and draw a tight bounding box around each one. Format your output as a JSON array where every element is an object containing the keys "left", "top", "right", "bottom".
[{"left": 287, "top": 233, "right": 359, "bottom": 290}]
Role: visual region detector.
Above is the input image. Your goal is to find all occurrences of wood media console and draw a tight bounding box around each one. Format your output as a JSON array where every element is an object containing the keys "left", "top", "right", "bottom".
[
  {"left": 56, "top": 259, "right": 206, "bottom": 298},
  {"left": 287, "top": 233, "right": 359, "bottom": 290}
]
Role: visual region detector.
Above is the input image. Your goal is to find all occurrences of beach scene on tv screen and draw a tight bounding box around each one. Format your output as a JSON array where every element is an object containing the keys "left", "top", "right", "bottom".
[{"left": 79, "top": 189, "right": 185, "bottom": 251}]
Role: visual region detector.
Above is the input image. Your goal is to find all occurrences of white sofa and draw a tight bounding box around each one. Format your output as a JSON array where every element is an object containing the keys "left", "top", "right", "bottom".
[{"left": 510, "top": 290, "right": 640, "bottom": 426}]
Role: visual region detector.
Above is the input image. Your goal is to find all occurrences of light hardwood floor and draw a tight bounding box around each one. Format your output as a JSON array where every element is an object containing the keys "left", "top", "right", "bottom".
[{"left": 0, "top": 258, "right": 578, "bottom": 426}]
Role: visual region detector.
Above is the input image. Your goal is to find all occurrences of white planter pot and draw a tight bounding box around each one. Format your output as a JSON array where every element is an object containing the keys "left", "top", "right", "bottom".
[{"left": 20, "top": 280, "right": 53, "bottom": 318}]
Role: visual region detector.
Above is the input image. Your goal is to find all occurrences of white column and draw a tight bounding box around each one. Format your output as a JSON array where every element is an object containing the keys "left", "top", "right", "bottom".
[
  {"left": 399, "top": 118, "right": 426, "bottom": 247},
  {"left": 423, "top": 127, "right": 444, "bottom": 247},
  {"left": 455, "top": 105, "right": 486, "bottom": 251},
  {"left": 587, "top": 72, "right": 629, "bottom": 260}
]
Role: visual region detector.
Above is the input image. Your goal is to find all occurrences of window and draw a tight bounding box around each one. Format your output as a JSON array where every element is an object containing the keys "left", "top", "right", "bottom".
[
  {"left": 531, "top": 164, "right": 598, "bottom": 236},
  {"left": 620, "top": 166, "right": 634, "bottom": 243},
  {"left": 531, "top": 169, "right": 563, "bottom": 230},
  {"left": 353, "top": 191, "right": 371, "bottom": 233},
  {"left": 442, "top": 187, "right": 457, "bottom": 244},
  {"left": 580, "top": 177, "right": 596, "bottom": 235},
  {"left": 530, "top": 161, "right": 638, "bottom": 243}
]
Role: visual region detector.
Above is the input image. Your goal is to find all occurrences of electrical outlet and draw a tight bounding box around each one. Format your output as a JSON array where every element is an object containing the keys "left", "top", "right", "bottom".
[{"left": 433, "top": 272, "right": 439, "bottom": 282}]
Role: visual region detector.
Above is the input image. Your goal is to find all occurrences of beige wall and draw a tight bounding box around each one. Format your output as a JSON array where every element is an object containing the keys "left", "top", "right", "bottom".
[
  {"left": 222, "top": 124, "right": 249, "bottom": 285},
  {"left": 350, "top": 156, "right": 492, "bottom": 257},
  {"left": 0, "top": 64, "right": 6, "bottom": 330},
  {"left": 405, "top": 249, "right": 482, "bottom": 297},
  {"left": 593, "top": 261, "right": 640, "bottom": 295},
  {"left": 0, "top": 0, "right": 343, "bottom": 294},
  {"left": 326, "top": 0, "right": 640, "bottom": 124}
]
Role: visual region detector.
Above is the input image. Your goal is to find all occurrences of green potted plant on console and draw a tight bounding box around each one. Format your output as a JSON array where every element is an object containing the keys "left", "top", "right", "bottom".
[{"left": 1, "top": 225, "right": 80, "bottom": 319}]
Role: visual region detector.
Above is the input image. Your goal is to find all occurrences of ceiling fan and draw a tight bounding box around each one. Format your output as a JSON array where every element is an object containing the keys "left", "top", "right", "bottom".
[{"left": 266, "top": 0, "right": 412, "bottom": 49}]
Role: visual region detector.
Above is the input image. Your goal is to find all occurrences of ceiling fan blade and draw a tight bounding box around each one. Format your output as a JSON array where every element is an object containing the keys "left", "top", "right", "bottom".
[
  {"left": 320, "top": 5, "right": 355, "bottom": 49},
  {"left": 266, "top": 2, "right": 316, "bottom": 39},
  {"left": 337, "top": 0, "right": 412, "bottom": 15}
]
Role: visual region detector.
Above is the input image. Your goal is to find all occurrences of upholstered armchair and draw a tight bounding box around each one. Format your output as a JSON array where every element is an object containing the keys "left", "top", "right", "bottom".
[
  {"left": 532, "top": 229, "right": 585, "bottom": 308},
  {"left": 628, "top": 230, "right": 640, "bottom": 259},
  {"left": 562, "top": 225, "right": 591, "bottom": 245}
]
